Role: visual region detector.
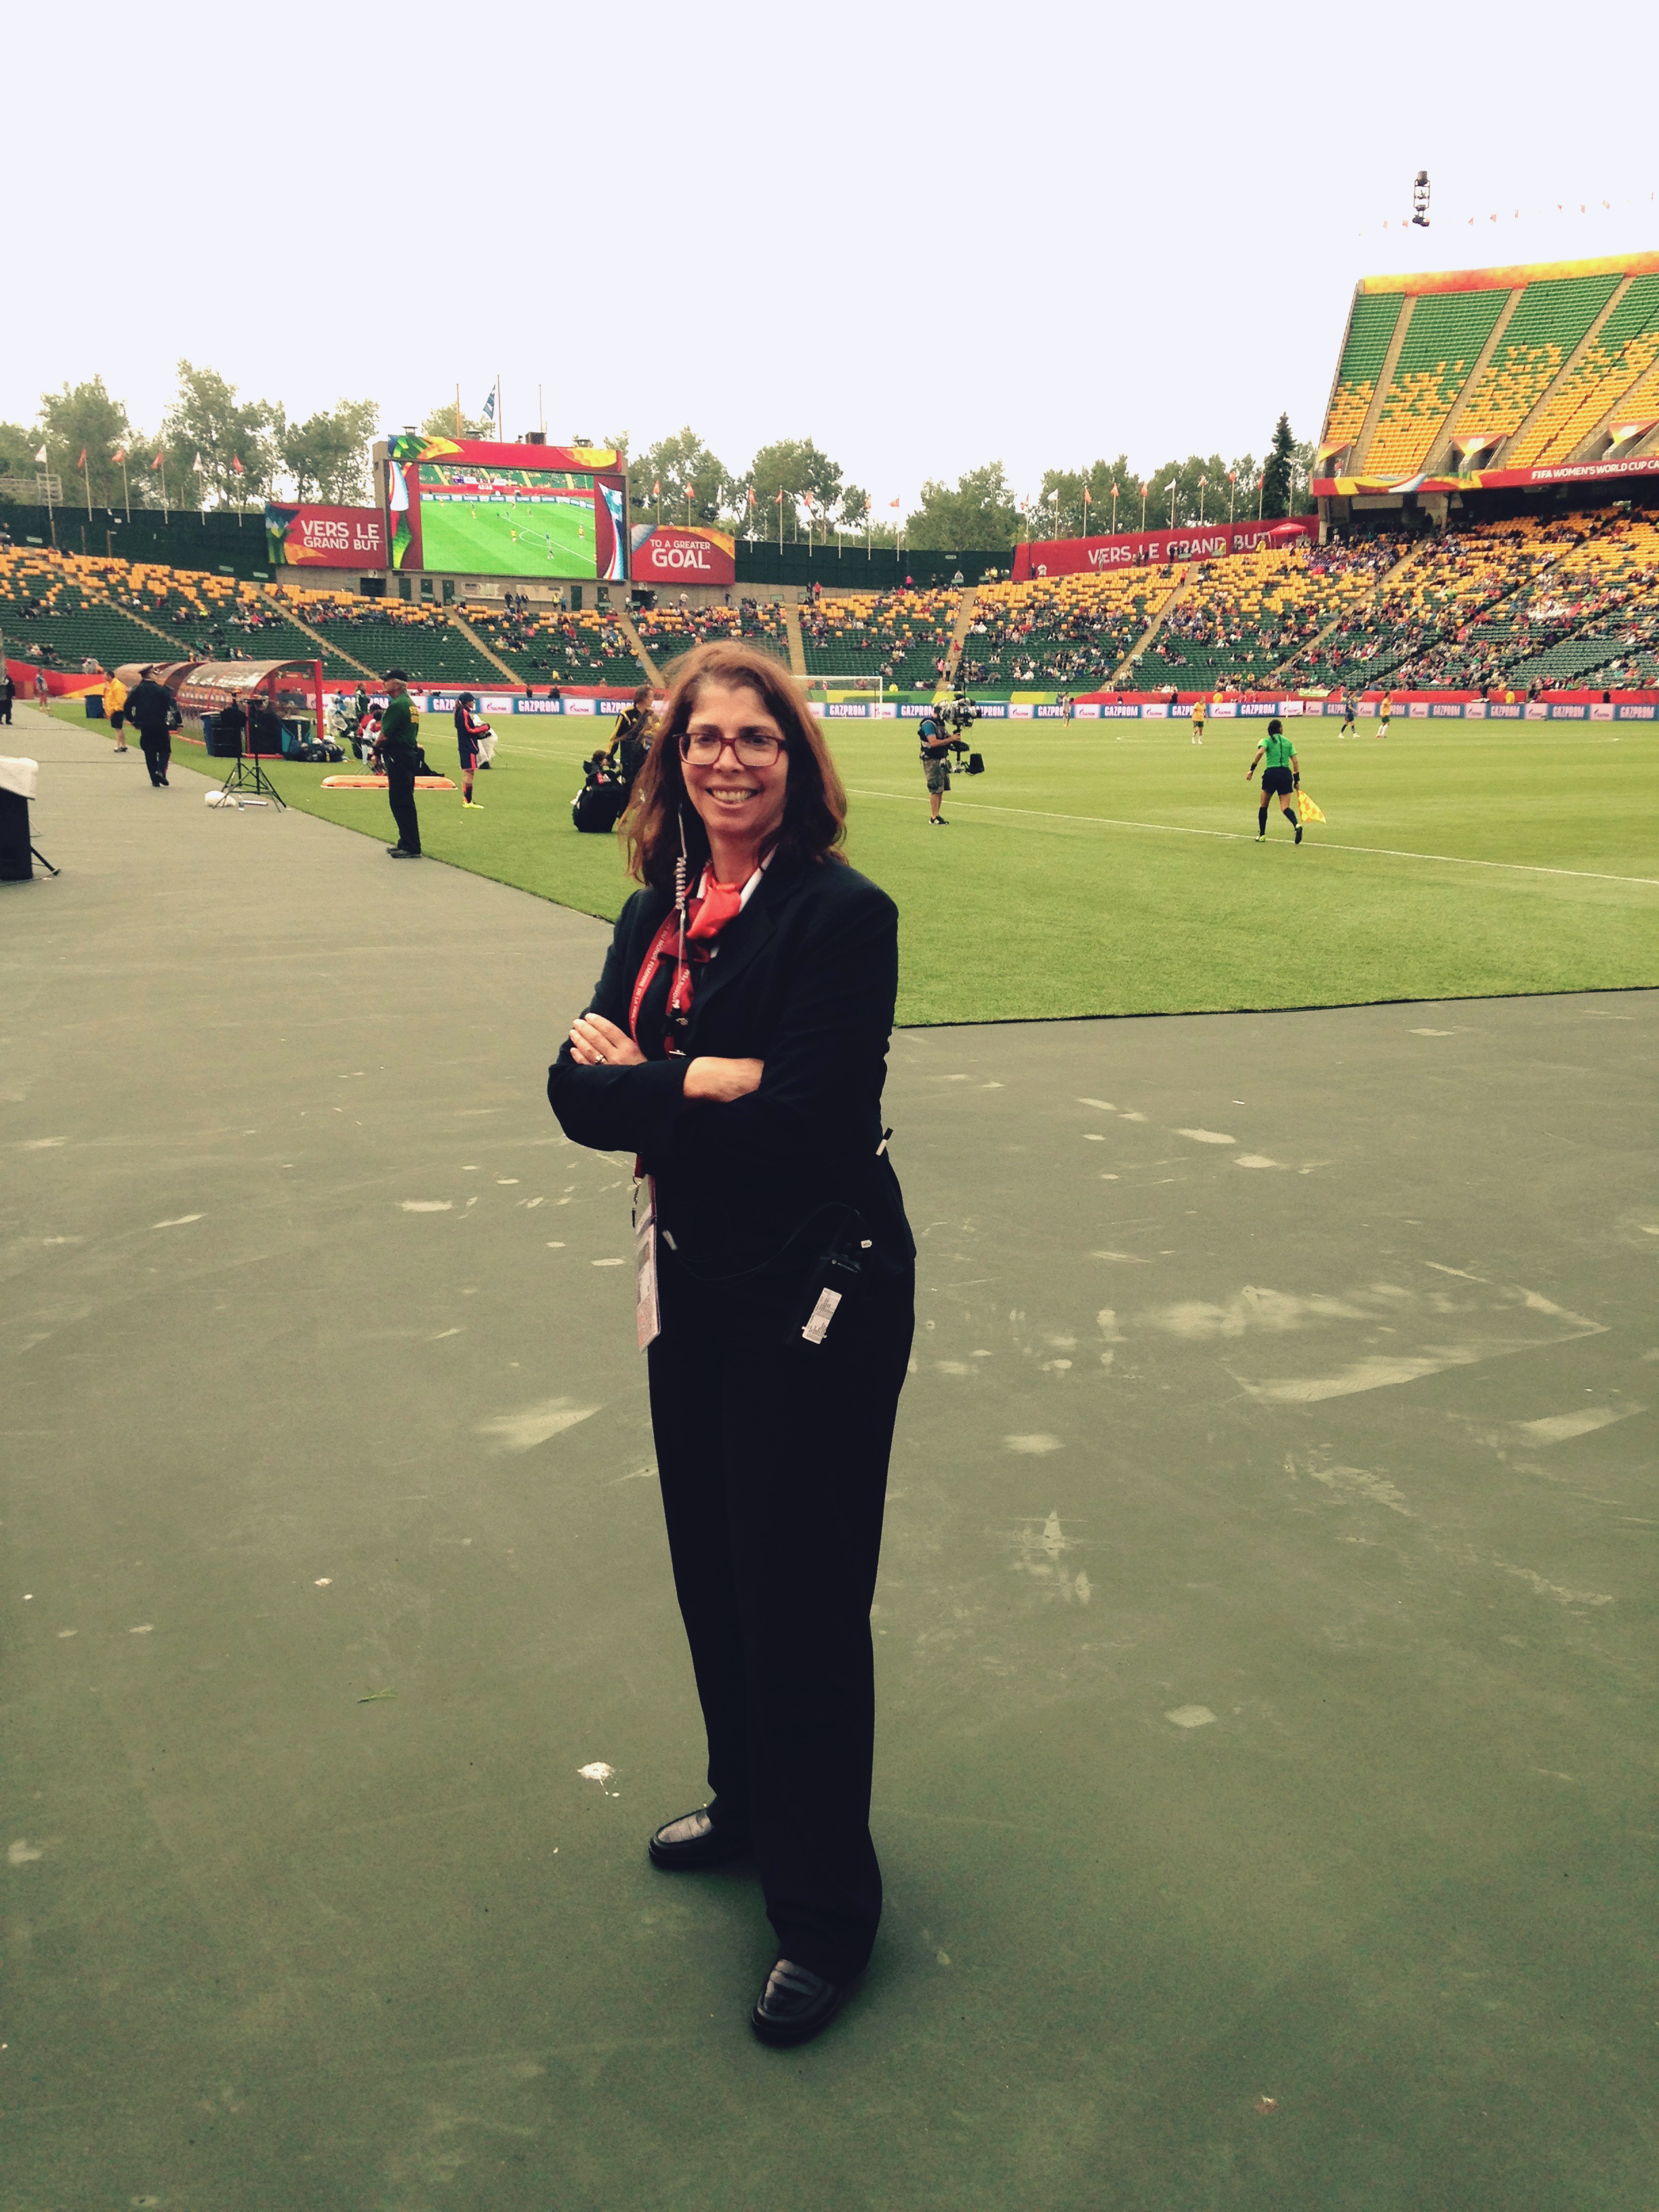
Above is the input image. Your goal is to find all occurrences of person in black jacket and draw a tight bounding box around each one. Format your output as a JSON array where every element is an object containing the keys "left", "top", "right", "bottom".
[
  {"left": 124, "top": 669, "right": 178, "bottom": 786},
  {"left": 548, "top": 642, "right": 914, "bottom": 2049},
  {"left": 605, "top": 681, "right": 655, "bottom": 795}
]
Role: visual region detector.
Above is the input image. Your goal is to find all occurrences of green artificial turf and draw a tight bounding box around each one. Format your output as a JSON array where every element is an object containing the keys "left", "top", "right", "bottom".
[{"left": 82, "top": 709, "right": 1658, "bottom": 1025}]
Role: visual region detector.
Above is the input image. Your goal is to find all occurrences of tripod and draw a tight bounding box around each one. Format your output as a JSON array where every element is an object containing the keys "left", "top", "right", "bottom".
[{"left": 218, "top": 735, "right": 286, "bottom": 809}]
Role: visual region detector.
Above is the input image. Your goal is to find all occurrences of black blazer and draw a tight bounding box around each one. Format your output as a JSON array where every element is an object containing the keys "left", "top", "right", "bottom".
[{"left": 548, "top": 855, "right": 912, "bottom": 1286}]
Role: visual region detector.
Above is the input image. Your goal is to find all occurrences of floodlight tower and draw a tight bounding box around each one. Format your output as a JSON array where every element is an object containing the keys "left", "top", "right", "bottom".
[{"left": 1412, "top": 171, "right": 1431, "bottom": 228}]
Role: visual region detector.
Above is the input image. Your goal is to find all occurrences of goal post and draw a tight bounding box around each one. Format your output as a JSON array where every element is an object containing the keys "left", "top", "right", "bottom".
[{"left": 801, "top": 673, "right": 884, "bottom": 707}]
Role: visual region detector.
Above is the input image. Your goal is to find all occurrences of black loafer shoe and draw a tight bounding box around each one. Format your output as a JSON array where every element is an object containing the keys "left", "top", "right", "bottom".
[
  {"left": 751, "top": 1959, "right": 855, "bottom": 2047},
  {"left": 647, "top": 1806, "right": 750, "bottom": 1871}
]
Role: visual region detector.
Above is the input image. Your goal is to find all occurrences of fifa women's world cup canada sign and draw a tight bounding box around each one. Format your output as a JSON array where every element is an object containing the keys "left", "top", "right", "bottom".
[{"left": 628, "top": 524, "right": 737, "bottom": 586}]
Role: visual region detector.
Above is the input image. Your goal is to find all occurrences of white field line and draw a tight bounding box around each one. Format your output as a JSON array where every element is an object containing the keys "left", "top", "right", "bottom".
[{"left": 840, "top": 785, "right": 1659, "bottom": 889}]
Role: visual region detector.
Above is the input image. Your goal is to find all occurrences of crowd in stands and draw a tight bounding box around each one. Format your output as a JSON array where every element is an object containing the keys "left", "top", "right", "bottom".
[
  {"left": 1140, "top": 539, "right": 1401, "bottom": 691},
  {"left": 961, "top": 573, "right": 1168, "bottom": 689},
  {"left": 799, "top": 589, "right": 960, "bottom": 687},
  {"left": 7, "top": 518, "right": 1659, "bottom": 702},
  {"left": 463, "top": 599, "right": 643, "bottom": 686},
  {"left": 634, "top": 597, "right": 792, "bottom": 675},
  {"left": 1279, "top": 511, "right": 1659, "bottom": 692}
]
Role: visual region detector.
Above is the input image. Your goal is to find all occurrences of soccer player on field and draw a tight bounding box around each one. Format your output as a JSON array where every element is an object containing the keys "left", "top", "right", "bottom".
[
  {"left": 1246, "top": 718, "right": 1302, "bottom": 845},
  {"left": 1190, "top": 696, "right": 1206, "bottom": 745},
  {"left": 1376, "top": 690, "right": 1392, "bottom": 739},
  {"left": 1339, "top": 692, "right": 1357, "bottom": 737}
]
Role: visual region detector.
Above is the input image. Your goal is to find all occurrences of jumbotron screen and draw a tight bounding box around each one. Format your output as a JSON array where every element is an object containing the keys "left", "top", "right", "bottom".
[{"left": 382, "top": 436, "right": 627, "bottom": 580}]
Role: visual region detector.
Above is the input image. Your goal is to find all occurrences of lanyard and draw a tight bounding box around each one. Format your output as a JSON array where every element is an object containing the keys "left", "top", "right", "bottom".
[{"left": 628, "top": 912, "right": 687, "bottom": 1052}]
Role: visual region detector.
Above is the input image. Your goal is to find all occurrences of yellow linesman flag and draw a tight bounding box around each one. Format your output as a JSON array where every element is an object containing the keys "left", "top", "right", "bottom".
[{"left": 1296, "top": 789, "right": 1327, "bottom": 823}]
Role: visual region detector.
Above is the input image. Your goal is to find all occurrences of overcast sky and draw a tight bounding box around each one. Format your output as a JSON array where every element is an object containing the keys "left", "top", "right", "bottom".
[{"left": 12, "top": 0, "right": 1657, "bottom": 506}]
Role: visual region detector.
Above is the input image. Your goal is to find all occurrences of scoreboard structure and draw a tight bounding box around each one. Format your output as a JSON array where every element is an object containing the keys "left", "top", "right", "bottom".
[{"left": 376, "top": 436, "right": 629, "bottom": 581}]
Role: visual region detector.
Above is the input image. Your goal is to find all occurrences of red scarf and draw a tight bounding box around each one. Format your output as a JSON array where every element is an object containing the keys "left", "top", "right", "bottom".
[{"left": 685, "top": 875, "right": 747, "bottom": 943}]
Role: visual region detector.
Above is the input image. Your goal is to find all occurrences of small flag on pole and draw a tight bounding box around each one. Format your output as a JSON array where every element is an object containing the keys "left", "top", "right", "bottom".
[
  {"left": 77, "top": 447, "right": 87, "bottom": 470},
  {"left": 151, "top": 451, "right": 165, "bottom": 470},
  {"left": 888, "top": 495, "right": 900, "bottom": 508},
  {"left": 482, "top": 390, "right": 496, "bottom": 421},
  {"left": 747, "top": 486, "right": 756, "bottom": 508},
  {"left": 34, "top": 445, "right": 47, "bottom": 464},
  {"left": 651, "top": 479, "right": 660, "bottom": 497},
  {"left": 232, "top": 455, "right": 245, "bottom": 476},
  {"left": 112, "top": 447, "right": 126, "bottom": 465},
  {"left": 1296, "top": 789, "right": 1327, "bottom": 823}
]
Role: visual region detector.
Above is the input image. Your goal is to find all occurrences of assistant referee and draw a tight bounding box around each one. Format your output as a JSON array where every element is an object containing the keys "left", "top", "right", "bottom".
[{"left": 1246, "top": 717, "right": 1302, "bottom": 844}]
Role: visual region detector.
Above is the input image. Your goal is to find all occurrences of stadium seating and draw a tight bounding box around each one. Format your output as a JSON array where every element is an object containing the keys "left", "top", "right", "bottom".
[
  {"left": 1452, "top": 272, "right": 1623, "bottom": 450},
  {"left": 455, "top": 602, "right": 640, "bottom": 687},
  {"left": 800, "top": 590, "right": 958, "bottom": 688},
  {"left": 1364, "top": 287, "right": 1511, "bottom": 476},
  {"left": 636, "top": 599, "right": 791, "bottom": 676},
  {"left": 1504, "top": 273, "right": 1659, "bottom": 466},
  {"left": 1292, "top": 510, "right": 1659, "bottom": 691},
  {"left": 0, "top": 544, "right": 524, "bottom": 685},
  {"left": 1326, "top": 260, "right": 1659, "bottom": 485},
  {"left": 962, "top": 573, "right": 1170, "bottom": 690},
  {"left": 1139, "top": 543, "right": 1397, "bottom": 691},
  {"left": 1323, "top": 291, "right": 1406, "bottom": 455}
]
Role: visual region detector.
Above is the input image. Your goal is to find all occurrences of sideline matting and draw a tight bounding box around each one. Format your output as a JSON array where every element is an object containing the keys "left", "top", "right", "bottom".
[{"left": 3, "top": 710, "right": 1654, "bottom": 2211}]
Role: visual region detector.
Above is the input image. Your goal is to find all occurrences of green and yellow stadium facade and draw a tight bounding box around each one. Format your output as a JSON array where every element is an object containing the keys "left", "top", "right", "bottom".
[{"left": 1315, "top": 250, "right": 1659, "bottom": 510}]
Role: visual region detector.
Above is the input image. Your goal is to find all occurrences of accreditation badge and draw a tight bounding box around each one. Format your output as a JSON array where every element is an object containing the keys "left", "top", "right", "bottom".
[{"left": 633, "top": 1174, "right": 661, "bottom": 1352}]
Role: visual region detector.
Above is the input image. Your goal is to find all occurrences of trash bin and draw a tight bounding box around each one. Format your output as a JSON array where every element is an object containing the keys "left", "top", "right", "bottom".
[{"left": 85, "top": 695, "right": 106, "bottom": 719}]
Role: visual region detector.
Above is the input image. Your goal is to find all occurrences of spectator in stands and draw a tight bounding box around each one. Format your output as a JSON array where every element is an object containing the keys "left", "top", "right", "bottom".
[{"left": 377, "top": 670, "right": 423, "bottom": 858}]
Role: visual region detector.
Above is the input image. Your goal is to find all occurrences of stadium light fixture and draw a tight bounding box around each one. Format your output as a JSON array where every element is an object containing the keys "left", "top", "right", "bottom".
[{"left": 1412, "top": 170, "right": 1431, "bottom": 228}]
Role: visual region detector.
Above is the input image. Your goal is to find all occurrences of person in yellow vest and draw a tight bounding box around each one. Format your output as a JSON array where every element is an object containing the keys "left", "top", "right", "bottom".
[
  {"left": 1189, "top": 695, "right": 1207, "bottom": 745},
  {"left": 1375, "top": 690, "right": 1393, "bottom": 739},
  {"left": 102, "top": 672, "right": 129, "bottom": 752}
]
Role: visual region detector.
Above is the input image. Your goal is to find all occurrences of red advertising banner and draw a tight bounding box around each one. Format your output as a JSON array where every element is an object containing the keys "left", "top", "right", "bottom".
[
  {"left": 1013, "top": 515, "right": 1317, "bottom": 581},
  {"left": 265, "top": 504, "right": 385, "bottom": 569},
  {"left": 629, "top": 524, "right": 736, "bottom": 586}
]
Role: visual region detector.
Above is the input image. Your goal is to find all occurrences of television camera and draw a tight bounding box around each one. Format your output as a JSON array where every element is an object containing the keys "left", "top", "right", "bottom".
[{"left": 922, "top": 689, "right": 986, "bottom": 775}]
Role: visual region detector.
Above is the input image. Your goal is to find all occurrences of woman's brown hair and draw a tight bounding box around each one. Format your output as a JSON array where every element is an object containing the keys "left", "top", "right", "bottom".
[{"left": 621, "top": 640, "right": 847, "bottom": 891}]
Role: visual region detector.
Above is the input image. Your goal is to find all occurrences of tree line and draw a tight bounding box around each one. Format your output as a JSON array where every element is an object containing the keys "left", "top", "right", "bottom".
[
  {"left": 625, "top": 413, "right": 1314, "bottom": 550},
  {"left": 0, "top": 365, "right": 1315, "bottom": 551},
  {"left": 0, "top": 366, "right": 376, "bottom": 513}
]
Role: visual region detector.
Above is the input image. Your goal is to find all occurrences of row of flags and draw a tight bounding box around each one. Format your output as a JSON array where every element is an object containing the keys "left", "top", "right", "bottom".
[
  {"left": 646, "top": 478, "right": 907, "bottom": 516},
  {"left": 48, "top": 445, "right": 245, "bottom": 474}
]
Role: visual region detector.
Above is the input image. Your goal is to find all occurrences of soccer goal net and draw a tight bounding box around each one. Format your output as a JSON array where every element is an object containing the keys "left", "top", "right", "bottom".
[{"left": 802, "top": 674, "right": 884, "bottom": 705}]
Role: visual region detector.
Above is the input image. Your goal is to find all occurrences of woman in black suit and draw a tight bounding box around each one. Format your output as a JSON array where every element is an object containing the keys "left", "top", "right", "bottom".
[{"left": 548, "top": 642, "right": 914, "bottom": 2047}]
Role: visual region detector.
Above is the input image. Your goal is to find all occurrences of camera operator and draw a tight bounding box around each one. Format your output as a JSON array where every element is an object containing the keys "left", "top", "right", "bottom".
[{"left": 918, "top": 705, "right": 954, "bottom": 828}]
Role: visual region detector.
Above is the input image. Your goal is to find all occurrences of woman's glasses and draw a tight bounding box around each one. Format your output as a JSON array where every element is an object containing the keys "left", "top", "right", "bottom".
[{"left": 679, "top": 731, "right": 785, "bottom": 767}]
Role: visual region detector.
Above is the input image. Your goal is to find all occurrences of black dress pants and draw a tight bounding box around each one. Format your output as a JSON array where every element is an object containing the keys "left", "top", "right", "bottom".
[
  {"left": 647, "top": 1244, "right": 914, "bottom": 1984},
  {"left": 140, "top": 735, "right": 171, "bottom": 785},
  {"left": 385, "top": 754, "right": 421, "bottom": 853}
]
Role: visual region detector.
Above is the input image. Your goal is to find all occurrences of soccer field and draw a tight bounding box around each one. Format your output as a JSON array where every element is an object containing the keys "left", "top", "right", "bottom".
[
  {"left": 146, "top": 712, "right": 1658, "bottom": 1025},
  {"left": 413, "top": 494, "right": 598, "bottom": 577}
]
